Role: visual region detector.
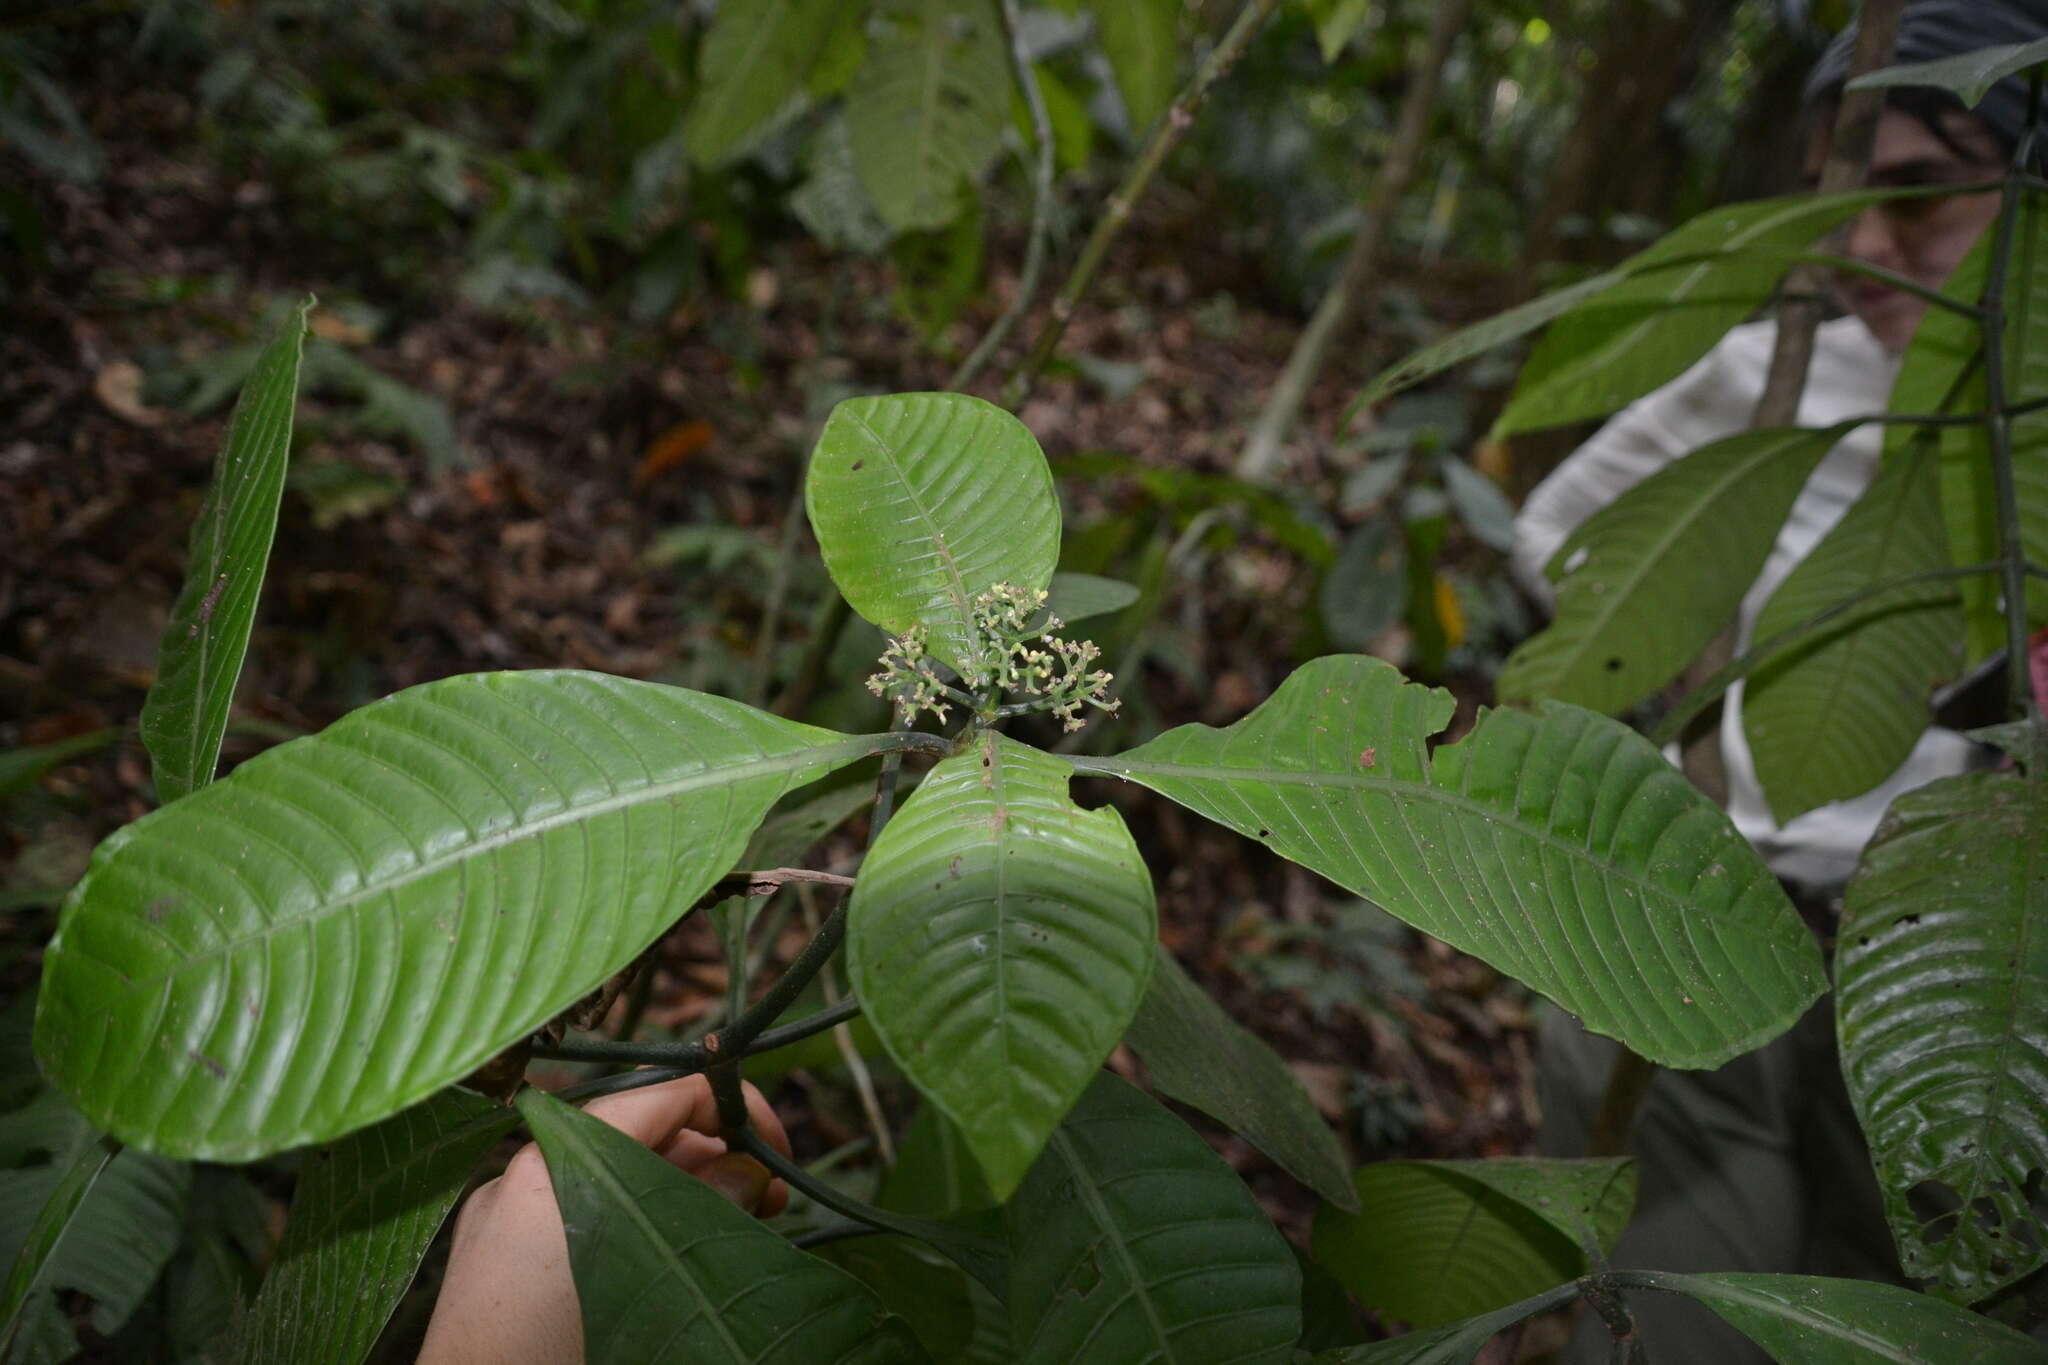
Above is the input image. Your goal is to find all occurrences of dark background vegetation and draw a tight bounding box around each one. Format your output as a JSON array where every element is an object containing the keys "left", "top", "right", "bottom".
[{"left": 1, "top": 0, "right": 1841, "bottom": 1353}]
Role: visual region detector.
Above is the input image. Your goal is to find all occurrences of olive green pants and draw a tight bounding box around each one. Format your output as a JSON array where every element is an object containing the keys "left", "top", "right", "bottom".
[{"left": 1536, "top": 1000, "right": 1901, "bottom": 1364}]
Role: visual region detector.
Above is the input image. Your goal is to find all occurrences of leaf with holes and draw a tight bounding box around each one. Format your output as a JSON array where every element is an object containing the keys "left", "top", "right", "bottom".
[
  {"left": 1498, "top": 424, "right": 1853, "bottom": 716},
  {"left": 1124, "top": 943, "right": 1357, "bottom": 1210},
  {"left": 141, "top": 299, "right": 309, "bottom": 803},
  {"left": 1743, "top": 435, "right": 1965, "bottom": 823},
  {"left": 1007, "top": 1071, "right": 1300, "bottom": 1365},
  {"left": 1312, "top": 1159, "right": 1633, "bottom": 1327},
  {"left": 34, "top": 671, "right": 898, "bottom": 1160},
  {"left": 807, "top": 392, "right": 1060, "bottom": 680},
  {"left": 1493, "top": 190, "right": 1908, "bottom": 437},
  {"left": 516, "top": 1089, "right": 930, "bottom": 1364},
  {"left": 236, "top": 1087, "right": 512, "bottom": 1364},
  {"left": 847, "top": 0, "right": 1010, "bottom": 232},
  {"left": 1836, "top": 744, "right": 2048, "bottom": 1304},
  {"left": 1613, "top": 1269, "right": 2048, "bottom": 1363},
  {"left": 849, "top": 733, "right": 1154, "bottom": 1199},
  {"left": 1072, "top": 656, "right": 1824, "bottom": 1069},
  {"left": 686, "top": 0, "right": 849, "bottom": 168}
]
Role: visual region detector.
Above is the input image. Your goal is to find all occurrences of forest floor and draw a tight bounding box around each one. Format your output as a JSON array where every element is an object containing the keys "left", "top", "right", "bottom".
[{"left": 2, "top": 77, "right": 1542, "bottom": 1251}]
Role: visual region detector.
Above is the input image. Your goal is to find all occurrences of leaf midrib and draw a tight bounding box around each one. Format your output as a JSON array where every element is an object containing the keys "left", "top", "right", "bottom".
[
  {"left": 847, "top": 406, "right": 972, "bottom": 629},
  {"left": 87, "top": 733, "right": 889, "bottom": 978},
  {"left": 1042, "top": 1125, "right": 1182, "bottom": 1363}
]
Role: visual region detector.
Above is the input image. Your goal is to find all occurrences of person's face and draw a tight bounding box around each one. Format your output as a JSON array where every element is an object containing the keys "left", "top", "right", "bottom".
[{"left": 1806, "top": 107, "right": 2005, "bottom": 353}]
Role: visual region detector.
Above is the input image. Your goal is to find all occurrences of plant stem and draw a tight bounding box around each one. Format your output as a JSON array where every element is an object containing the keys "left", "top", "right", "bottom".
[
  {"left": 531, "top": 996, "right": 865, "bottom": 1069},
  {"left": 1981, "top": 78, "right": 2042, "bottom": 719},
  {"left": 1001, "top": 0, "right": 1281, "bottom": 406},
  {"left": 748, "top": 477, "right": 811, "bottom": 709},
  {"left": 1234, "top": 0, "right": 1471, "bottom": 480},
  {"left": 948, "top": 0, "right": 1055, "bottom": 394},
  {"left": 1586, "top": 1047, "right": 1656, "bottom": 1159}
]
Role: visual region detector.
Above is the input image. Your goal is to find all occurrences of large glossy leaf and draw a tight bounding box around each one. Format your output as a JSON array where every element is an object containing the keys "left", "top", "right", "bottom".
[
  {"left": 0, "top": 1093, "right": 190, "bottom": 1363},
  {"left": 817, "top": 1235, "right": 979, "bottom": 1362},
  {"left": 1308, "top": 1284, "right": 1584, "bottom": 1364},
  {"left": 1123, "top": 942, "right": 1357, "bottom": 1211},
  {"left": 686, "top": 0, "right": 847, "bottom": 168},
  {"left": 1087, "top": 0, "right": 1177, "bottom": 132},
  {"left": 1743, "top": 436, "right": 1965, "bottom": 822},
  {"left": 846, "top": 0, "right": 1010, "bottom": 231},
  {"left": 236, "top": 1087, "right": 512, "bottom": 1364},
  {"left": 807, "top": 392, "right": 1061, "bottom": 679},
  {"left": 1836, "top": 751, "right": 2048, "bottom": 1304},
  {"left": 1007, "top": 1071, "right": 1300, "bottom": 1365},
  {"left": 1493, "top": 191, "right": 1901, "bottom": 437},
  {"left": 848, "top": 733, "right": 1155, "bottom": 1198},
  {"left": 1613, "top": 1269, "right": 2048, "bottom": 1363},
  {"left": 141, "top": 299, "right": 309, "bottom": 803},
  {"left": 1498, "top": 424, "right": 1852, "bottom": 716},
  {"left": 36, "top": 670, "right": 895, "bottom": 1159},
  {"left": 515, "top": 1089, "right": 929, "bottom": 1364},
  {"left": 1072, "top": 656, "right": 1825, "bottom": 1069},
  {"left": 1312, "top": 1159, "right": 1633, "bottom": 1328}
]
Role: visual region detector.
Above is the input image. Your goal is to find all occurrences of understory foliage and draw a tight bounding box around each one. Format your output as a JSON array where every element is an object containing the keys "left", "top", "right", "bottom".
[{"left": 4, "top": 7, "right": 2048, "bottom": 1365}]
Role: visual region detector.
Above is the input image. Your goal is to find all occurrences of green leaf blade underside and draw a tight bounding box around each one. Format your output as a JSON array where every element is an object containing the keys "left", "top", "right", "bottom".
[
  {"left": 1086, "top": 0, "right": 1177, "bottom": 133},
  {"left": 1619, "top": 1269, "right": 2048, "bottom": 1364},
  {"left": 1307, "top": 1284, "right": 1585, "bottom": 1364},
  {"left": 1123, "top": 942, "right": 1357, "bottom": 1211},
  {"left": 807, "top": 392, "right": 1061, "bottom": 677},
  {"left": 0, "top": 1093, "right": 191, "bottom": 1361},
  {"left": 1499, "top": 424, "right": 1852, "bottom": 716},
  {"left": 236, "top": 1087, "right": 512, "bottom": 1365},
  {"left": 1743, "top": 437, "right": 1964, "bottom": 823},
  {"left": 141, "top": 299, "right": 310, "bottom": 803},
  {"left": 1074, "top": 656, "right": 1825, "bottom": 1069},
  {"left": 849, "top": 733, "right": 1156, "bottom": 1199},
  {"left": 1494, "top": 190, "right": 1902, "bottom": 437},
  {"left": 1848, "top": 38, "right": 2048, "bottom": 107},
  {"left": 847, "top": 0, "right": 1011, "bottom": 232},
  {"left": 686, "top": 0, "right": 846, "bottom": 168},
  {"left": 515, "top": 1089, "right": 930, "bottom": 1365},
  {"left": 1312, "top": 1159, "right": 1633, "bottom": 1328},
  {"left": 1835, "top": 757, "right": 2048, "bottom": 1305},
  {"left": 36, "top": 671, "right": 886, "bottom": 1160},
  {"left": 1007, "top": 1071, "right": 1301, "bottom": 1365}
]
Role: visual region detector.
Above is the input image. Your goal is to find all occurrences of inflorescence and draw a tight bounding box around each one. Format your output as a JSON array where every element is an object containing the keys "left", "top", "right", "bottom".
[{"left": 866, "top": 583, "right": 1120, "bottom": 733}]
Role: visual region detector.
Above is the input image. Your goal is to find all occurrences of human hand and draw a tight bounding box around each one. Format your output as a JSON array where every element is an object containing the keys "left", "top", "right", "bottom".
[{"left": 416, "top": 1075, "right": 791, "bottom": 1365}]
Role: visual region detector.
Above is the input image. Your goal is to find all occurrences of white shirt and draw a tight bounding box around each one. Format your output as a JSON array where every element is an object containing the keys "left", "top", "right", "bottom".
[{"left": 1511, "top": 316, "right": 1982, "bottom": 888}]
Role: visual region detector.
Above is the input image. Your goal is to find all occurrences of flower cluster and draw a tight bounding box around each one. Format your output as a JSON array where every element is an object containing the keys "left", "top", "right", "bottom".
[{"left": 865, "top": 582, "right": 1120, "bottom": 732}]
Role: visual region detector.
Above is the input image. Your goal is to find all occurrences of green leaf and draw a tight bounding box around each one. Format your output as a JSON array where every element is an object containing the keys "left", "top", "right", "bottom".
[
  {"left": 807, "top": 392, "right": 1060, "bottom": 679},
  {"left": 1929, "top": 191, "right": 2048, "bottom": 659},
  {"left": 1123, "top": 942, "right": 1358, "bottom": 1211},
  {"left": 1614, "top": 1269, "right": 2048, "bottom": 1363},
  {"left": 686, "top": 0, "right": 848, "bottom": 168},
  {"left": 1044, "top": 572, "right": 1140, "bottom": 628},
  {"left": 0, "top": 1093, "right": 190, "bottom": 1362},
  {"left": 1308, "top": 1283, "right": 1585, "bottom": 1363},
  {"left": 140, "top": 299, "right": 310, "bottom": 803},
  {"left": 1007, "top": 1072, "right": 1301, "bottom": 1364},
  {"left": 1743, "top": 435, "right": 1965, "bottom": 822},
  {"left": 1312, "top": 1159, "right": 1632, "bottom": 1327},
  {"left": 1835, "top": 755, "right": 2048, "bottom": 1304},
  {"left": 515, "top": 1089, "right": 930, "bottom": 1364},
  {"left": 236, "top": 1087, "right": 512, "bottom": 1364},
  {"left": 1300, "top": 0, "right": 1373, "bottom": 63},
  {"left": 1086, "top": 0, "right": 1178, "bottom": 133},
  {"left": 847, "top": 0, "right": 1011, "bottom": 232},
  {"left": 849, "top": 733, "right": 1155, "bottom": 1198},
  {"left": 817, "top": 1235, "right": 978, "bottom": 1361},
  {"left": 0, "top": 730, "right": 118, "bottom": 802},
  {"left": 877, "top": 1104, "right": 994, "bottom": 1219},
  {"left": 36, "top": 670, "right": 895, "bottom": 1160},
  {"left": 1847, "top": 37, "right": 2048, "bottom": 107},
  {"left": 1498, "top": 424, "right": 1853, "bottom": 716},
  {"left": 1072, "top": 656, "right": 1826, "bottom": 1069},
  {"left": 1493, "top": 191, "right": 1902, "bottom": 437}
]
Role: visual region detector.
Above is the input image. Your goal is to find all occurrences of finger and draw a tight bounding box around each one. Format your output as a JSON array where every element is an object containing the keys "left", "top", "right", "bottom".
[
  {"left": 580, "top": 1075, "right": 720, "bottom": 1151},
  {"left": 693, "top": 1152, "right": 774, "bottom": 1211},
  {"left": 740, "top": 1082, "right": 793, "bottom": 1160}
]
